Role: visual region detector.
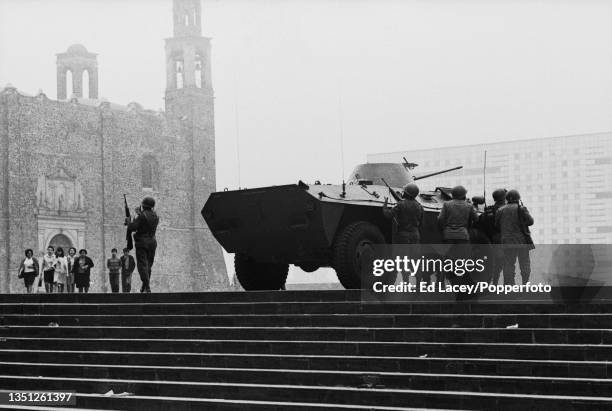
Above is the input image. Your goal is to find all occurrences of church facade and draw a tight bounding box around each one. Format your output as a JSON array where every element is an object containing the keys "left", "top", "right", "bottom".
[{"left": 0, "top": 0, "right": 228, "bottom": 293}]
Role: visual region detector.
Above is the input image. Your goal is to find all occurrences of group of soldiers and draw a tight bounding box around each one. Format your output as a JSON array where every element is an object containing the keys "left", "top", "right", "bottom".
[{"left": 383, "top": 183, "right": 535, "bottom": 286}]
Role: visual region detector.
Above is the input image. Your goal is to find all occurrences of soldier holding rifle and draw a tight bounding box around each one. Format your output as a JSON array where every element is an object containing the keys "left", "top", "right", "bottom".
[{"left": 124, "top": 196, "right": 159, "bottom": 293}]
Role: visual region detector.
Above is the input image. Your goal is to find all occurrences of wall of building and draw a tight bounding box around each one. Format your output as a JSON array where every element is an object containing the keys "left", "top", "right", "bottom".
[{"left": 0, "top": 90, "right": 227, "bottom": 293}]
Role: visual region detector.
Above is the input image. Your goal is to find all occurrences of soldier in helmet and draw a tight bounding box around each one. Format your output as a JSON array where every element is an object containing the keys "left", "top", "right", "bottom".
[
  {"left": 438, "top": 185, "right": 478, "bottom": 285},
  {"left": 438, "top": 185, "right": 477, "bottom": 244},
  {"left": 382, "top": 183, "right": 423, "bottom": 244},
  {"left": 495, "top": 189, "right": 534, "bottom": 285},
  {"left": 126, "top": 196, "right": 159, "bottom": 293},
  {"left": 383, "top": 183, "right": 424, "bottom": 284},
  {"left": 484, "top": 189, "right": 507, "bottom": 285}
]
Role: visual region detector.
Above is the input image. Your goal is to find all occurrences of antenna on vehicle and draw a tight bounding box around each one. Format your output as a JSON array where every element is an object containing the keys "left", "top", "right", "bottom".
[
  {"left": 233, "top": 70, "right": 242, "bottom": 189},
  {"left": 483, "top": 150, "right": 487, "bottom": 205},
  {"left": 337, "top": 78, "right": 346, "bottom": 198}
]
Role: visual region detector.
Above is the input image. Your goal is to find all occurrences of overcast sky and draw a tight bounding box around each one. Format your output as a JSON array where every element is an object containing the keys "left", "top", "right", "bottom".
[{"left": 1, "top": 0, "right": 611, "bottom": 191}]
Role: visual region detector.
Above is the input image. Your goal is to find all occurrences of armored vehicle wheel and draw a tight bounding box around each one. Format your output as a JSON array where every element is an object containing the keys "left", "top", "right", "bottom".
[
  {"left": 234, "top": 253, "right": 289, "bottom": 291},
  {"left": 333, "top": 221, "right": 386, "bottom": 289}
]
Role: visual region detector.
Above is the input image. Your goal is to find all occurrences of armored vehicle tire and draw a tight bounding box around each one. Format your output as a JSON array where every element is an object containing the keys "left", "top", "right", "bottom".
[
  {"left": 234, "top": 253, "right": 289, "bottom": 291},
  {"left": 333, "top": 221, "right": 386, "bottom": 289}
]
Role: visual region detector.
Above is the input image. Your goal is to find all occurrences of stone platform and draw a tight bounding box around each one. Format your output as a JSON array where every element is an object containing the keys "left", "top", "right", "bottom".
[{"left": 0, "top": 290, "right": 610, "bottom": 410}]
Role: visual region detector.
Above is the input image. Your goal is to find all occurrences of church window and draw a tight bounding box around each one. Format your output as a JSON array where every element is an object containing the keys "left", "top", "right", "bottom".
[
  {"left": 176, "top": 60, "right": 184, "bottom": 89},
  {"left": 195, "top": 56, "right": 203, "bottom": 88},
  {"left": 142, "top": 155, "right": 159, "bottom": 190},
  {"left": 66, "top": 69, "right": 73, "bottom": 98},
  {"left": 83, "top": 69, "right": 90, "bottom": 99},
  {"left": 184, "top": 14, "right": 189, "bottom": 26}
]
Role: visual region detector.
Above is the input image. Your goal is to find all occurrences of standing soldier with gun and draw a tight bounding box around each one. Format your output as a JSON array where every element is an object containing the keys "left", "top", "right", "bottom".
[
  {"left": 381, "top": 182, "right": 424, "bottom": 284},
  {"left": 125, "top": 196, "right": 159, "bottom": 293}
]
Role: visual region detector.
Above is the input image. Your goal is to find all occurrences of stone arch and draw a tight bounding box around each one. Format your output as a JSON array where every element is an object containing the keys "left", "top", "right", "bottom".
[
  {"left": 195, "top": 54, "right": 203, "bottom": 88},
  {"left": 82, "top": 69, "right": 90, "bottom": 99},
  {"left": 48, "top": 233, "right": 73, "bottom": 253},
  {"left": 66, "top": 69, "right": 73, "bottom": 98},
  {"left": 175, "top": 60, "right": 184, "bottom": 89}
]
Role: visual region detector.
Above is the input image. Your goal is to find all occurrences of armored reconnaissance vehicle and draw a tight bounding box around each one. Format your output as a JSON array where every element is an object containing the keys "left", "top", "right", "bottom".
[{"left": 202, "top": 162, "right": 465, "bottom": 290}]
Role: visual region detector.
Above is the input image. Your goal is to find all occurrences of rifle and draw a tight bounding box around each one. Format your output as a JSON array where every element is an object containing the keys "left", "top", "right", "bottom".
[
  {"left": 124, "top": 194, "right": 134, "bottom": 250},
  {"left": 380, "top": 178, "right": 401, "bottom": 227},
  {"left": 380, "top": 178, "right": 403, "bottom": 202}
]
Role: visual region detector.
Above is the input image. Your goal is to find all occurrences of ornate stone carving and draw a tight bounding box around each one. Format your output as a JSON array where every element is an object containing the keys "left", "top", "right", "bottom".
[{"left": 36, "top": 168, "right": 85, "bottom": 214}]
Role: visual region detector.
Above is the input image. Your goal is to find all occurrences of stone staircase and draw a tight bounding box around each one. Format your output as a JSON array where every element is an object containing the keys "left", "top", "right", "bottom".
[{"left": 0, "top": 290, "right": 610, "bottom": 410}]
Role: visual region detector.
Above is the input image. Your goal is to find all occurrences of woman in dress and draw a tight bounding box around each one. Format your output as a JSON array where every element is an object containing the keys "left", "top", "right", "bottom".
[
  {"left": 18, "top": 249, "right": 39, "bottom": 293},
  {"left": 66, "top": 247, "right": 77, "bottom": 293},
  {"left": 54, "top": 247, "right": 68, "bottom": 293},
  {"left": 41, "top": 246, "right": 57, "bottom": 293},
  {"left": 73, "top": 249, "right": 94, "bottom": 293}
]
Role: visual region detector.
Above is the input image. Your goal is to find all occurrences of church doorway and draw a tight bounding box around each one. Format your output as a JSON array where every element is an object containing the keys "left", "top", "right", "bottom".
[{"left": 48, "top": 233, "right": 73, "bottom": 252}]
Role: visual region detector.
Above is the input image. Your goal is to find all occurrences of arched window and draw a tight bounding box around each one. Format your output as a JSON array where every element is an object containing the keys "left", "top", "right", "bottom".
[
  {"left": 82, "top": 69, "right": 90, "bottom": 99},
  {"left": 195, "top": 56, "right": 203, "bottom": 88},
  {"left": 142, "top": 155, "right": 159, "bottom": 190},
  {"left": 184, "top": 14, "right": 189, "bottom": 26},
  {"left": 66, "top": 69, "right": 73, "bottom": 98},
  {"left": 175, "top": 60, "right": 184, "bottom": 89}
]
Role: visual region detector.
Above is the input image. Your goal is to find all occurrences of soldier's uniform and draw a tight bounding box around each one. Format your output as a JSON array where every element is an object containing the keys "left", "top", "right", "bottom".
[
  {"left": 383, "top": 183, "right": 423, "bottom": 283},
  {"left": 438, "top": 185, "right": 477, "bottom": 287},
  {"left": 383, "top": 191, "right": 423, "bottom": 244},
  {"left": 128, "top": 197, "right": 159, "bottom": 293},
  {"left": 437, "top": 186, "right": 477, "bottom": 244},
  {"left": 480, "top": 189, "right": 507, "bottom": 285},
  {"left": 495, "top": 190, "right": 534, "bottom": 286}
]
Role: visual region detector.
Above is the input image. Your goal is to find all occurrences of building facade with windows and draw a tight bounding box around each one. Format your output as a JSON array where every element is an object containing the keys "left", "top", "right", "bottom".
[
  {"left": 0, "top": 0, "right": 228, "bottom": 293},
  {"left": 368, "top": 132, "right": 612, "bottom": 244}
]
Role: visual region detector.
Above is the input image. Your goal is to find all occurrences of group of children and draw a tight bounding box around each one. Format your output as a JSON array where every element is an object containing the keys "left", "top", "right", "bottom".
[{"left": 17, "top": 246, "right": 136, "bottom": 294}]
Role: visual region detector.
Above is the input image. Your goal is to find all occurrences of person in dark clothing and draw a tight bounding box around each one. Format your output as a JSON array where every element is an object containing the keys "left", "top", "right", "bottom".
[
  {"left": 382, "top": 183, "right": 423, "bottom": 244},
  {"left": 126, "top": 196, "right": 159, "bottom": 293},
  {"left": 438, "top": 185, "right": 478, "bottom": 286},
  {"left": 383, "top": 183, "right": 424, "bottom": 283},
  {"left": 481, "top": 188, "right": 507, "bottom": 285},
  {"left": 495, "top": 189, "right": 535, "bottom": 285},
  {"left": 107, "top": 248, "right": 121, "bottom": 293},
  {"left": 73, "top": 249, "right": 94, "bottom": 293},
  {"left": 120, "top": 248, "right": 136, "bottom": 293},
  {"left": 438, "top": 185, "right": 478, "bottom": 244}
]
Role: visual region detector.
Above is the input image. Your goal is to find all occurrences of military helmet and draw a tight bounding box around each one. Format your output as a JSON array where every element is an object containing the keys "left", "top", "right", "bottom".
[
  {"left": 451, "top": 185, "right": 467, "bottom": 200},
  {"left": 506, "top": 189, "right": 521, "bottom": 203},
  {"left": 142, "top": 196, "right": 156, "bottom": 209},
  {"left": 492, "top": 188, "right": 507, "bottom": 202},
  {"left": 403, "top": 183, "right": 419, "bottom": 199}
]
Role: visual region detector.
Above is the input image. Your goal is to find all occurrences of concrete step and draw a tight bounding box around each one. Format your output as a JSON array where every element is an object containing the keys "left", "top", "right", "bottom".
[
  {"left": 1, "top": 349, "right": 609, "bottom": 378},
  {"left": 0, "top": 290, "right": 610, "bottom": 410},
  {"left": 0, "top": 392, "right": 450, "bottom": 411},
  {"left": 1, "top": 286, "right": 609, "bottom": 304},
  {"left": 1, "top": 338, "right": 611, "bottom": 361},
  {"left": 1, "top": 325, "right": 611, "bottom": 344},
  {"left": 2, "top": 375, "right": 611, "bottom": 410},
  {"left": 1, "top": 301, "right": 611, "bottom": 316},
  {"left": 3, "top": 313, "right": 611, "bottom": 328},
  {"left": 3, "top": 362, "right": 610, "bottom": 397}
]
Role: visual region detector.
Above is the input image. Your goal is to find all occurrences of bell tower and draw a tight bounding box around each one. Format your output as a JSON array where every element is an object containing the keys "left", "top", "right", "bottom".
[
  {"left": 56, "top": 44, "right": 99, "bottom": 100},
  {"left": 164, "top": 0, "right": 226, "bottom": 289},
  {"left": 165, "top": 0, "right": 212, "bottom": 106}
]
